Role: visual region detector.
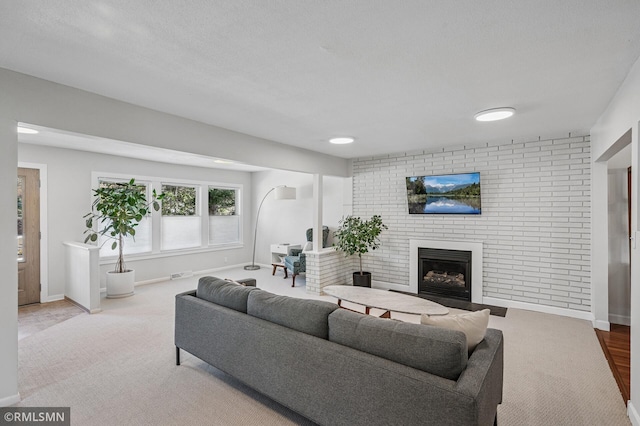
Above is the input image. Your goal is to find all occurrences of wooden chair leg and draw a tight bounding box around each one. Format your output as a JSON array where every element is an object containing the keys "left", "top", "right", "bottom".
[
  {"left": 291, "top": 274, "right": 296, "bottom": 287},
  {"left": 271, "top": 264, "right": 276, "bottom": 275},
  {"left": 284, "top": 268, "right": 288, "bottom": 278}
]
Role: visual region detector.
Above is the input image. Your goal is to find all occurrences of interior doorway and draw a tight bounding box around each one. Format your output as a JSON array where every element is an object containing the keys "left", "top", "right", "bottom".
[{"left": 17, "top": 167, "right": 40, "bottom": 306}]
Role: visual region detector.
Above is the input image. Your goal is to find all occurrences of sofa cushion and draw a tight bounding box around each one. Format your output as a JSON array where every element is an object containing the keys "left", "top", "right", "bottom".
[
  {"left": 421, "top": 309, "right": 490, "bottom": 353},
  {"left": 247, "top": 291, "right": 338, "bottom": 339},
  {"left": 196, "top": 276, "right": 259, "bottom": 313},
  {"left": 328, "top": 309, "right": 468, "bottom": 380}
]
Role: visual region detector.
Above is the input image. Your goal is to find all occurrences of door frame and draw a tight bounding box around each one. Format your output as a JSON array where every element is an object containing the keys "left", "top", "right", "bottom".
[{"left": 17, "top": 162, "right": 49, "bottom": 303}]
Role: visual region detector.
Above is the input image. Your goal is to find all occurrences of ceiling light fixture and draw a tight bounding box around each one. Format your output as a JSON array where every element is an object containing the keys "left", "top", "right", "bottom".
[
  {"left": 17, "top": 126, "right": 39, "bottom": 134},
  {"left": 214, "top": 159, "right": 234, "bottom": 164},
  {"left": 474, "top": 107, "right": 515, "bottom": 122},
  {"left": 329, "top": 137, "right": 354, "bottom": 144}
]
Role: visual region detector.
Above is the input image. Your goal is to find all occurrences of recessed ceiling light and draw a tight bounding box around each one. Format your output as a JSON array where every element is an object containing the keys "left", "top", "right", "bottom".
[
  {"left": 329, "top": 137, "right": 354, "bottom": 144},
  {"left": 474, "top": 107, "right": 515, "bottom": 122},
  {"left": 17, "top": 126, "right": 39, "bottom": 134},
  {"left": 214, "top": 159, "right": 234, "bottom": 164}
]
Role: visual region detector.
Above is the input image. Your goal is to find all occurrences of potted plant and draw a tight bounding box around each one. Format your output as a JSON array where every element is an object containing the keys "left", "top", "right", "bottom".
[
  {"left": 334, "top": 215, "right": 388, "bottom": 287},
  {"left": 83, "top": 179, "right": 163, "bottom": 298}
]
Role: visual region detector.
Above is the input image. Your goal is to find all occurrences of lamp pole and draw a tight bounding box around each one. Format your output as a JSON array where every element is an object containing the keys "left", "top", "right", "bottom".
[{"left": 244, "top": 187, "right": 277, "bottom": 270}]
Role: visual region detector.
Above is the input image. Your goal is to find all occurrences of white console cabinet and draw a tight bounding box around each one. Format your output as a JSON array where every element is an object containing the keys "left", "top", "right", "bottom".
[{"left": 270, "top": 243, "right": 301, "bottom": 264}]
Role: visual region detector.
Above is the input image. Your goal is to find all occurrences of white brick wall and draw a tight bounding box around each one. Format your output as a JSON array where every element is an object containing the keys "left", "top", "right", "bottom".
[
  {"left": 306, "top": 250, "right": 354, "bottom": 295},
  {"left": 351, "top": 136, "right": 591, "bottom": 312}
]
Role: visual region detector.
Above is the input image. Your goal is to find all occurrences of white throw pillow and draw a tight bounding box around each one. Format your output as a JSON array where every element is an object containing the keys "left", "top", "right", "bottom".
[
  {"left": 224, "top": 278, "right": 245, "bottom": 286},
  {"left": 421, "top": 309, "right": 490, "bottom": 353}
]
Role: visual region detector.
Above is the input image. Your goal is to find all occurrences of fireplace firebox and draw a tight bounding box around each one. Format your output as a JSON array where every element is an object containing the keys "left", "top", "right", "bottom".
[{"left": 418, "top": 248, "right": 471, "bottom": 301}]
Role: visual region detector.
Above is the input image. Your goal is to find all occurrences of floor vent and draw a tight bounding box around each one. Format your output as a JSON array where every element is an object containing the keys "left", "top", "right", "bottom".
[{"left": 170, "top": 271, "right": 194, "bottom": 280}]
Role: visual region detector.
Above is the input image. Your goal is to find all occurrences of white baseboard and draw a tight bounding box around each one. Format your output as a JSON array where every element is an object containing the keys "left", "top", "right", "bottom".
[
  {"left": 482, "top": 297, "right": 595, "bottom": 322},
  {"left": 609, "top": 313, "right": 631, "bottom": 326},
  {"left": 98, "top": 264, "right": 253, "bottom": 294},
  {"left": 194, "top": 263, "right": 259, "bottom": 276},
  {"left": 371, "top": 279, "right": 413, "bottom": 293},
  {"left": 628, "top": 401, "right": 639, "bottom": 426},
  {"left": 44, "top": 294, "right": 64, "bottom": 303},
  {"left": 0, "top": 392, "right": 20, "bottom": 407},
  {"left": 593, "top": 319, "right": 611, "bottom": 331}
]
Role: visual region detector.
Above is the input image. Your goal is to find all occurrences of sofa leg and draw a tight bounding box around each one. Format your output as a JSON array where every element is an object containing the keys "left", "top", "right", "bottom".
[
  {"left": 292, "top": 274, "right": 296, "bottom": 287},
  {"left": 494, "top": 413, "right": 497, "bottom": 426},
  {"left": 176, "top": 346, "right": 181, "bottom": 366}
]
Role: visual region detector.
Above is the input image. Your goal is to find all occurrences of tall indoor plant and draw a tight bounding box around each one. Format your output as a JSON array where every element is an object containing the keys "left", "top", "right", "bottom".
[
  {"left": 334, "top": 215, "right": 388, "bottom": 287},
  {"left": 83, "top": 178, "right": 163, "bottom": 298}
]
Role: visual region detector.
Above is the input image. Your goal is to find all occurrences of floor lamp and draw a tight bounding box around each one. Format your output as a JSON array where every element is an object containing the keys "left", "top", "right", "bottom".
[{"left": 244, "top": 185, "right": 297, "bottom": 270}]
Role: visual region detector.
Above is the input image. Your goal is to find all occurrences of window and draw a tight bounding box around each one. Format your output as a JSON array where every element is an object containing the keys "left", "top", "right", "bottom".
[
  {"left": 161, "top": 184, "right": 201, "bottom": 250},
  {"left": 209, "top": 187, "right": 240, "bottom": 245},
  {"left": 97, "top": 179, "right": 152, "bottom": 257},
  {"left": 91, "top": 172, "right": 242, "bottom": 260}
]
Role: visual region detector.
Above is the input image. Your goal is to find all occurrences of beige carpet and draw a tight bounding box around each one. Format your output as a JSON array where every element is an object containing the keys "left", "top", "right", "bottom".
[{"left": 15, "top": 268, "right": 630, "bottom": 425}]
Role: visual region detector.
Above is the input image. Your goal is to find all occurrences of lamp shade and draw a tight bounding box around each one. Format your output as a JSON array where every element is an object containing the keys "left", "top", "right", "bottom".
[{"left": 274, "top": 186, "right": 296, "bottom": 200}]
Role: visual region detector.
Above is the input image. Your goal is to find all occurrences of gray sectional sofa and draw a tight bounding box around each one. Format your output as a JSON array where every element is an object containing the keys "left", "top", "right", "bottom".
[{"left": 175, "top": 276, "right": 504, "bottom": 426}]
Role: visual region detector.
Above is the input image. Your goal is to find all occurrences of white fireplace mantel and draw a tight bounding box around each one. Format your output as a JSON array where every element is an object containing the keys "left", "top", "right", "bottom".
[{"left": 409, "top": 239, "right": 483, "bottom": 304}]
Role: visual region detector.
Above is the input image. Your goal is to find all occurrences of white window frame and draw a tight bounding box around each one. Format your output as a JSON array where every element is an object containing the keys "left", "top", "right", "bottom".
[
  {"left": 92, "top": 175, "right": 154, "bottom": 257},
  {"left": 208, "top": 185, "right": 242, "bottom": 247},
  {"left": 91, "top": 172, "right": 243, "bottom": 265},
  {"left": 160, "top": 182, "right": 201, "bottom": 251}
]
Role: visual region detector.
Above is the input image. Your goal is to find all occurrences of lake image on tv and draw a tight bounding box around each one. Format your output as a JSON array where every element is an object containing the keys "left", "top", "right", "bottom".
[{"left": 406, "top": 173, "right": 481, "bottom": 214}]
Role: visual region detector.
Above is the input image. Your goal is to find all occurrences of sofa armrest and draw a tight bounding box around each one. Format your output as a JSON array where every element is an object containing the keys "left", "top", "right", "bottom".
[
  {"left": 454, "top": 328, "right": 504, "bottom": 425},
  {"left": 289, "top": 248, "right": 303, "bottom": 256},
  {"left": 176, "top": 289, "right": 196, "bottom": 298}
]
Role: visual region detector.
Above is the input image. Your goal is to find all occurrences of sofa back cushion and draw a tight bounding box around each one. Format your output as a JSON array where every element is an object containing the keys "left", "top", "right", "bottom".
[
  {"left": 328, "top": 309, "right": 468, "bottom": 380},
  {"left": 196, "top": 276, "right": 259, "bottom": 313},
  {"left": 247, "top": 291, "right": 338, "bottom": 339}
]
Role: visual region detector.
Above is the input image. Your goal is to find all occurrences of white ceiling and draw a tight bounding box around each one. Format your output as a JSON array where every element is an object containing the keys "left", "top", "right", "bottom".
[{"left": 2, "top": 1, "right": 640, "bottom": 160}]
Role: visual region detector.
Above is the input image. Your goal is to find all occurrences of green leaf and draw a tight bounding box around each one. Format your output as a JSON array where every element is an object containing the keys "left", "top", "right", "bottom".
[
  {"left": 111, "top": 241, "right": 117, "bottom": 250},
  {"left": 90, "top": 234, "right": 98, "bottom": 242}
]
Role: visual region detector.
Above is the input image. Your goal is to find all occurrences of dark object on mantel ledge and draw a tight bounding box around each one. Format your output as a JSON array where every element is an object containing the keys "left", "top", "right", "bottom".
[{"left": 390, "top": 290, "right": 507, "bottom": 317}]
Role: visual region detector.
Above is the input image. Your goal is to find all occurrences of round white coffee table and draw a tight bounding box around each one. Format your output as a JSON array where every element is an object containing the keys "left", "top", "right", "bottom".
[{"left": 323, "top": 285, "right": 449, "bottom": 318}]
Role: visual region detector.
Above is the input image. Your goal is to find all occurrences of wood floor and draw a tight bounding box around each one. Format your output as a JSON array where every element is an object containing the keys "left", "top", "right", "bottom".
[{"left": 595, "top": 324, "right": 630, "bottom": 404}]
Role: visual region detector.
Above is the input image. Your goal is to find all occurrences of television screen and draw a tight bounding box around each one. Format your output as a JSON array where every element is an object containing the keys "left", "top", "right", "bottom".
[{"left": 406, "top": 172, "right": 481, "bottom": 214}]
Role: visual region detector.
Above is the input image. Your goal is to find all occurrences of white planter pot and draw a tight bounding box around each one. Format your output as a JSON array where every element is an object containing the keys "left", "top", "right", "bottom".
[{"left": 106, "top": 270, "right": 135, "bottom": 299}]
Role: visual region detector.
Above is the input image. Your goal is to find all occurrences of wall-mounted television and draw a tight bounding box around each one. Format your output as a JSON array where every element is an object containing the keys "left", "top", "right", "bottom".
[{"left": 406, "top": 172, "right": 481, "bottom": 214}]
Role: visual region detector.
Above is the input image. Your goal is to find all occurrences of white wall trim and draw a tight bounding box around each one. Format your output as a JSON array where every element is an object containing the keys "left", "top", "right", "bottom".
[
  {"left": 483, "top": 296, "right": 596, "bottom": 322},
  {"left": 593, "top": 319, "right": 611, "bottom": 331},
  {"left": 409, "top": 239, "right": 483, "bottom": 303},
  {"left": 629, "top": 401, "right": 639, "bottom": 426},
  {"left": 0, "top": 392, "right": 20, "bottom": 407},
  {"left": 371, "top": 279, "right": 414, "bottom": 293},
  {"left": 609, "top": 313, "right": 631, "bottom": 326},
  {"left": 44, "top": 294, "right": 64, "bottom": 303},
  {"left": 18, "top": 162, "right": 48, "bottom": 303},
  {"left": 99, "top": 262, "right": 253, "bottom": 292}
]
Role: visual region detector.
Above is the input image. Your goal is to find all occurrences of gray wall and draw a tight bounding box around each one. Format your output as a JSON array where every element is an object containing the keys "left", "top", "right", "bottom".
[
  {"left": 607, "top": 169, "right": 631, "bottom": 325},
  {"left": 251, "top": 170, "right": 347, "bottom": 266},
  {"left": 18, "top": 143, "right": 254, "bottom": 298},
  {"left": 591, "top": 53, "right": 640, "bottom": 417},
  {"left": 351, "top": 135, "right": 591, "bottom": 313},
  {"left": 0, "top": 67, "right": 348, "bottom": 405}
]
